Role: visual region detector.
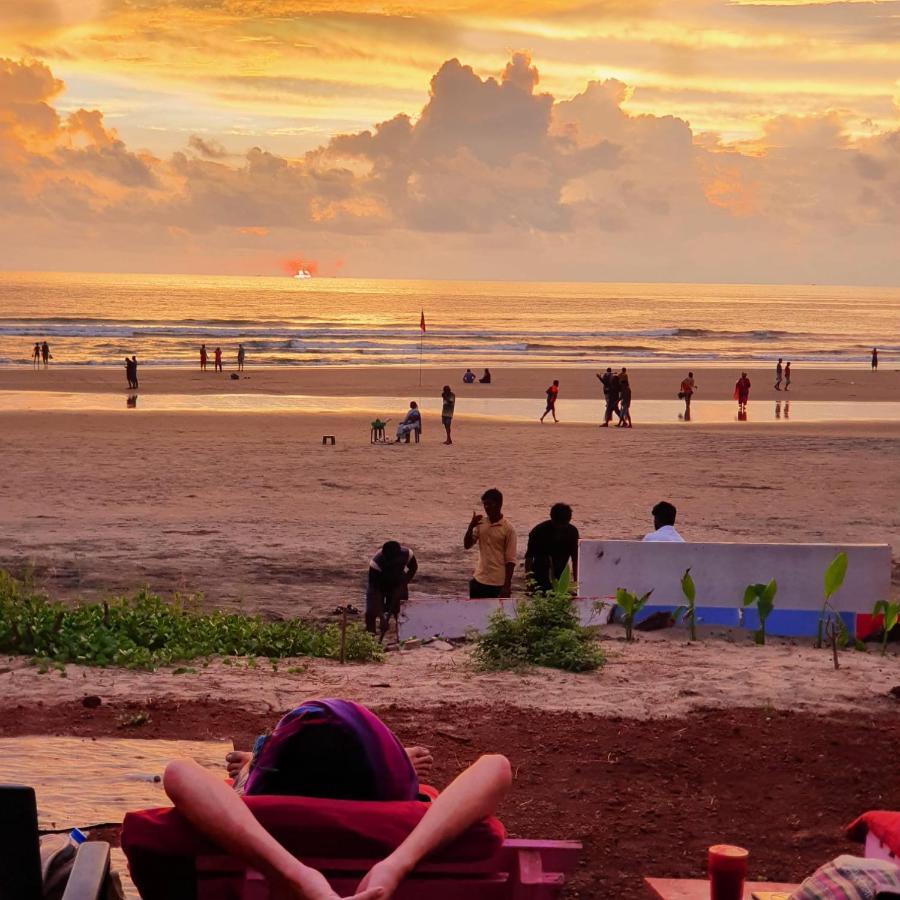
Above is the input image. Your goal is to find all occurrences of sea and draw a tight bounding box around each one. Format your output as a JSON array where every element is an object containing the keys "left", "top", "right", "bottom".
[{"left": 0, "top": 272, "right": 897, "bottom": 368}]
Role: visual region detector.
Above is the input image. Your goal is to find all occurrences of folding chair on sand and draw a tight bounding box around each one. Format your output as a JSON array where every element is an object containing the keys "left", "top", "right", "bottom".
[
  {"left": 0, "top": 784, "right": 112, "bottom": 900},
  {"left": 121, "top": 791, "right": 581, "bottom": 899}
]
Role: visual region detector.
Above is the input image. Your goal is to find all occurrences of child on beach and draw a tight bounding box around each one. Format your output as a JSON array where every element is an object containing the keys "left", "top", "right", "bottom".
[
  {"left": 734, "top": 372, "right": 751, "bottom": 414},
  {"left": 540, "top": 380, "right": 559, "bottom": 423}
]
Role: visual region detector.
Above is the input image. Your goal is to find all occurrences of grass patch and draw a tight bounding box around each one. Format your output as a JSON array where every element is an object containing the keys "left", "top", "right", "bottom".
[
  {"left": 0, "top": 571, "right": 382, "bottom": 669},
  {"left": 472, "top": 568, "right": 604, "bottom": 673}
]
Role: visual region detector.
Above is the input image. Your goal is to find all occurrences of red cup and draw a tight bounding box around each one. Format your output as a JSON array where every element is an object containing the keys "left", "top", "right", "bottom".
[{"left": 708, "top": 844, "right": 749, "bottom": 900}]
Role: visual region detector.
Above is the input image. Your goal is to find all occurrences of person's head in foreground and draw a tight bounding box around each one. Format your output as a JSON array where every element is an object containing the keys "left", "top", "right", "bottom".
[
  {"left": 481, "top": 487, "right": 503, "bottom": 520},
  {"left": 242, "top": 699, "right": 418, "bottom": 801},
  {"left": 652, "top": 501, "right": 677, "bottom": 531},
  {"left": 550, "top": 503, "right": 573, "bottom": 529}
]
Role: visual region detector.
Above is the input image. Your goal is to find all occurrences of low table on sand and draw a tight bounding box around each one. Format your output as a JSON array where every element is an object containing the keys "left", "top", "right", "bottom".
[{"left": 645, "top": 878, "right": 800, "bottom": 899}]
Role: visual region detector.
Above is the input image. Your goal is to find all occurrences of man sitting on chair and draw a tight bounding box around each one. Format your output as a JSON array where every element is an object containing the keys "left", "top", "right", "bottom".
[{"left": 395, "top": 401, "right": 421, "bottom": 442}]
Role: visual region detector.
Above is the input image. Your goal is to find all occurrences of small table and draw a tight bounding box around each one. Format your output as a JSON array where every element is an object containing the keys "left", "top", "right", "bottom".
[{"left": 645, "top": 878, "right": 799, "bottom": 899}]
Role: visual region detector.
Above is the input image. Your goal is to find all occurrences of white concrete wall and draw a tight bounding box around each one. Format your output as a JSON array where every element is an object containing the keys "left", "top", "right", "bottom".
[
  {"left": 400, "top": 595, "right": 611, "bottom": 641},
  {"left": 577, "top": 541, "right": 891, "bottom": 612}
]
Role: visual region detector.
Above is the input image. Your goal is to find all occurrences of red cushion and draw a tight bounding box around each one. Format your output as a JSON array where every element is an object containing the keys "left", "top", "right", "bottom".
[
  {"left": 122, "top": 793, "right": 505, "bottom": 900},
  {"left": 847, "top": 811, "right": 900, "bottom": 855}
]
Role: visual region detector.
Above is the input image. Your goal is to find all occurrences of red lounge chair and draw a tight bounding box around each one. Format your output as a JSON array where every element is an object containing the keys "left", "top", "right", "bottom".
[{"left": 122, "top": 793, "right": 580, "bottom": 900}]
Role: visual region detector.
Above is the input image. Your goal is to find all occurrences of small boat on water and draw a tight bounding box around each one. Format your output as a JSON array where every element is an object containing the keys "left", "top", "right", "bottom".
[{"left": 294, "top": 269, "right": 312, "bottom": 279}]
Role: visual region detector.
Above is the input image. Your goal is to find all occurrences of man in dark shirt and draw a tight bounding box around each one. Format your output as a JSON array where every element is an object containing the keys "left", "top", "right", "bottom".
[
  {"left": 524, "top": 503, "right": 579, "bottom": 593},
  {"left": 365, "top": 541, "right": 417, "bottom": 635}
]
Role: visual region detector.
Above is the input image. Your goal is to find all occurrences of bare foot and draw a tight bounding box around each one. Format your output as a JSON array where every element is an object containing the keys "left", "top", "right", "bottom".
[
  {"left": 404, "top": 745, "right": 433, "bottom": 779},
  {"left": 226, "top": 750, "right": 251, "bottom": 779}
]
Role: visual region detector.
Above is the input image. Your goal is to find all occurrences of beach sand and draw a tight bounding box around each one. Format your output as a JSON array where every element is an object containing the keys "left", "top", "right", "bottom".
[{"left": 1, "top": 364, "right": 897, "bottom": 613}]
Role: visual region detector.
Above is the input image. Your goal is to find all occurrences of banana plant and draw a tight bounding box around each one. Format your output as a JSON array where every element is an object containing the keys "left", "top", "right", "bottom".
[
  {"left": 742, "top": 579, "right": 777, "bottom": 645},
  {"left": 816, "top": 552, "right": 848, "bottom": 650},
  {"left": 672, "top": 568, "right": 697, "bottom": 641},
  {"left": 873, "top": 600, "right": 900, "bottom": 657},
  {"left": 615, "top": 587, "right": 653, "bottom": 641}
]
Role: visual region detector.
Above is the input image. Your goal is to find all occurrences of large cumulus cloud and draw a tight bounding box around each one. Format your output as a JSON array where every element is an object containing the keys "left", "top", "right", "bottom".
[{"left": 0, "top": 52, "right": 899, "bottom": 282}]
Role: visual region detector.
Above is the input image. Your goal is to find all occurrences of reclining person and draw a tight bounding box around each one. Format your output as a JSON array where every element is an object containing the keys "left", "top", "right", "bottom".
[
  {"left": 160, "top": 699, "right": 511, "bottom": 900},
  {"left": 395, "top": 402, "right": 421, "bottom": 442}
]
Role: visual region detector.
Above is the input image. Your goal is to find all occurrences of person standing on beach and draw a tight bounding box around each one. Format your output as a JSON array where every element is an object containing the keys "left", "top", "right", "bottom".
[
  {"left": 41, "top": 341, "right": 50, "bottom": 368},
  {"left": 131, "top": 355, "right": 139, "bottom": 389},
  {"left": 214, "top": 346, "right": 223, "bottom": 372},
  {"left": 618, "top": 368, "right": 633, "bottom": 428},
  {"left": 32, "top": 342, "right": 41, "bottom": 369},
  {"left": 441, "top": 385, "right": 455, "bottom": 445},
  {"left": 540, "top": 380, "right": 559, "bottom": 423},
  {"left": 734, "top": 371, "right": 751, "bottom": 414},
  {"left": 525, "top": 503, "right": 579, "bottom": 593},
  {"left": 125, "top": 356, "right": 135, "bottom": 390},
  {"left": 679, "top": 371, "right": 696, "bottom": 418},
  {"left": 237, "top": 344, "right": 245, "bottom": 372},
  {"left": 200, "top": 344, "right": 208, "bottom": 371},
  {"left": 464, "top": 488, "right": 516, "bottom": 599},
  {"left": 784, "top": 361, "right": 791, "bottom": 391},
  {"left": 872, "top": 348, "right": 878, "bottom": 370},
  {"left": 774, "top": 358, "right": 784, "bottom": 390},
  {"left": 602, "top": 371, "right": 621, "bottom": 426}
]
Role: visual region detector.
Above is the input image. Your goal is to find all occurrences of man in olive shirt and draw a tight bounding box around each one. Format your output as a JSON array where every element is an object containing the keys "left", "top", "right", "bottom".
[{"left": 463, "top": 488, "right": 517, "bottom": 598}]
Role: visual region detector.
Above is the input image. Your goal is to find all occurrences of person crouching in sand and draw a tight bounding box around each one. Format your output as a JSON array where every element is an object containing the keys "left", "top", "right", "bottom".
[{"left": 144, "top": 699, "right": 510, "bottom": 900}]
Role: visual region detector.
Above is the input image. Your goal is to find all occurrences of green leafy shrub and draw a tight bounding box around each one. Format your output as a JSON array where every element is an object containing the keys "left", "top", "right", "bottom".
[
  {"left": 672, "top": 568, "right": 698, "bottom": 641},
  {"left": 473, "top": 567, "right": 603, "bottom": 673},
  {"left": 0, "top": 571, "right": 382, "bottom": 669},
  {"left": 611, "top": 587, "right": 653, "bottom": 642},
  {"left": 816, "top": 552, "right": 849, "bottom": 651},
  {"left": 742, "top": 579, "right": 777, "bottom": 645},
  {"left": 872, "top": 600, "right": 900, "bottom": 657}
]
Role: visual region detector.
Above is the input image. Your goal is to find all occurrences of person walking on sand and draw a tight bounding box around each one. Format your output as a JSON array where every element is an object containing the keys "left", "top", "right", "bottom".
[
  {"left": 464, "top": 488, "right": 516, "bottom": 599},
  {"left": 734, "top": 371, "right": 751, "bottom": 414},
  {"left": 618, "top": 368, "right": 633, "bottom": 428},
  {"left": 124, "top": 356, "right": 135, "bottom": 390},
  {"left": 872, "top": 347, "right": 878, "bottom": 370},
  {"left": 540, "top": 380, "right": 559, "bottom": 423},
  {"left": 602, "top": 371, "right": 621, "bottom": 426},
  {"left": 679, "top": 371, "right": 696, "bottom": 418},
  {"left": 200, "top": 344, "right": 208, "bottom": 371},
  {"left": 237, "top": 343, "right": 245, "bottom": 372},
  {"left": 774, "top": 358, "right": 784, "bottom": 391},
  {"left": 32, "top": 342, "right": 41, "bottom": 369},
  {"left": 441, "top": 384, "right": 455, "bottom": 445},
  {"left": 131, "top": 355, "right": 139, "bottom": 389},
  {"left": 41, "top": 341, "right": 50, "bottom": 368},
  {"left": 784, "top": 361, "right": 791, "bottom": 391}
]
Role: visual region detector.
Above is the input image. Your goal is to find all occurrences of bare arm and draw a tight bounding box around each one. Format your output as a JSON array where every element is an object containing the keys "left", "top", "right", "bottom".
[
  {"left": 405, "top": 556, "right": 418, "bottom": 583},
  {"left": 463, "top": 512, "right": 481, "bottom": 550},
  {"left": 357, "top": 754, "right": 512, "bottom": 897},
  {"left": 163, "top": 759, "right": 383, "bottom": 900}
]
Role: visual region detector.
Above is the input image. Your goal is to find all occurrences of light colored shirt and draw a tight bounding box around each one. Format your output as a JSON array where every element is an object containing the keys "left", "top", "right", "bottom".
[
  {"left": 642, "top": 525, "right": 684, "bottom": 543},
  {"left": 472, "top": 517, "right": 517, "bottom": 586}
]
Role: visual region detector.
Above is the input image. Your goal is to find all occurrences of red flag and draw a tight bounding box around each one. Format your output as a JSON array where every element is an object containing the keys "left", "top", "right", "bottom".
[{"left": 420, "top": 310, "right": 426, "bottom": 332}]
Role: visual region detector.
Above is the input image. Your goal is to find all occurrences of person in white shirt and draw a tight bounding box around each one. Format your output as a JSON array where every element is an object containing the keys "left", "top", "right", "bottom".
[{"left": 643, "top": 501, "right": 685, "bottom": 542}]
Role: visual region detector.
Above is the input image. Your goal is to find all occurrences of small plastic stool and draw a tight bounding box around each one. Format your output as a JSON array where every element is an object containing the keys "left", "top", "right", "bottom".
[{"left": 322, "top": 435, "right": 336, "bottom": 445}]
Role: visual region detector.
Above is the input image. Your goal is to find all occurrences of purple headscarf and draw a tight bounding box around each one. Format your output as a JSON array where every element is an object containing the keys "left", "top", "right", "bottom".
[{"left": 243, "top": 699, "right": 418, "bottom": 802}]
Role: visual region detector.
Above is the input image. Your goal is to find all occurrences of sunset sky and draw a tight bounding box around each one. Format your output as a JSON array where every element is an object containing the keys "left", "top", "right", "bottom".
[{"left": 1, "top": 0, "right": 899, "bottom": 282}]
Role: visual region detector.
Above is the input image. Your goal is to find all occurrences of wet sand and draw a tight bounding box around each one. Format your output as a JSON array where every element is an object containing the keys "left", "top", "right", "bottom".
[{"left": 2, "top": 363, "right": 898, "bottom": 402}]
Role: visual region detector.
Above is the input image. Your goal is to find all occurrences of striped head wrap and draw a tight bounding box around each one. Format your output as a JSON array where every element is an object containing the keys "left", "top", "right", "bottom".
[{"left": 243, "top": 699, "right": 418, "bottom": 802}]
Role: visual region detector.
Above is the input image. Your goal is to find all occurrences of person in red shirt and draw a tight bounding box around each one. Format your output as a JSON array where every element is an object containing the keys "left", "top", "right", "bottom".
[
  {"left": 734, "top": 372, "right": 751, "bottom": 415},
  {"left": 540, "top": 380, "right": 560, "bottom": 423}
]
